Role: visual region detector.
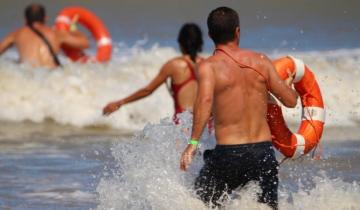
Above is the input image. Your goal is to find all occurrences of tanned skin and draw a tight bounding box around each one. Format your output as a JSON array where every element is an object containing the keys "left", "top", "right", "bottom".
[
  {"left": 180, "top": 27, "right": 298, "bottom": 171},
  {"left": 0, "top": 21, "right": 89, "bottom": 69}
]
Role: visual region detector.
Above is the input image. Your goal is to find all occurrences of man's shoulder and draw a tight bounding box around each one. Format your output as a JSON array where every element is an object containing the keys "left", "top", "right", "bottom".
[
  {"left": 240, "top": 49, "right": 271, "bottom": 67},
  {"left": 239, "top": 48, "right": 265, "bottom": 59},
  {"left": 7, "top": 27, "right": 33, "bottom": 41},
  {"left": 198, "top": 55, "right": 225, "bottom": 74},
  {"left": 196, "top": 57, "right": 216, "bottom": 75},
  {"left": 23, "top": 25, "right": 57, "bottom": 39},
  {"left": 13, "top": 27, "right": 29, "bottom": 35},
  {"left": 204, "top": 54, "right": 221, "bottom": 63}
]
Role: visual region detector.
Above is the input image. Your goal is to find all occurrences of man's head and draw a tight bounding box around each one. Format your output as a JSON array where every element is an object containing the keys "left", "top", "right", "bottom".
[
  {"left": 24, "top": 4, "right": 46, "bottom": 26},
  {"left": 207, "top": 7, "right": 240, "bottom": 45}
]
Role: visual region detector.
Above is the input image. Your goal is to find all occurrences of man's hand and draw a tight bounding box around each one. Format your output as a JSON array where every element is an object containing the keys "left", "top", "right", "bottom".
[
  {"left": 103, "top": 101, "right": 123, "bottom": 116},
  {"left": 180, "top": 144, "right": 197, "bottom": 171},
  {"left": 267, "top": 56, "right": 298, "bottom": 108},
  {"left": 70, "top": 14, "right": 79, "bottom": 32},
  {"left": 284, "top": 70, "right": 296, "bottom": 88}
]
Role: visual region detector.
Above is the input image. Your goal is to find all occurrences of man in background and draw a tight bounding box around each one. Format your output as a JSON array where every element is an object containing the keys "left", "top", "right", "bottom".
[{"left": 0, "top": 4, "right": 89, "bottom": 68}]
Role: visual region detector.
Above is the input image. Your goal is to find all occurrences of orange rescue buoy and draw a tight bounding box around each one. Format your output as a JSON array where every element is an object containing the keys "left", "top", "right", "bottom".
[
  {"left": 267, "top": 56, "right": 325, "bottom": 158},
  {"left": 55, "top": 7, "right": 112, "bottom": 63}
]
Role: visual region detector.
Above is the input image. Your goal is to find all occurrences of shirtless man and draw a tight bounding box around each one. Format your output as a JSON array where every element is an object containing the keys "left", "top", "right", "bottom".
[
  {"left": 0, "top": 4, "right": 89, "bottom": 69},
  {"left": 180, "top": 7, "right": 298, "bottom": 209}
]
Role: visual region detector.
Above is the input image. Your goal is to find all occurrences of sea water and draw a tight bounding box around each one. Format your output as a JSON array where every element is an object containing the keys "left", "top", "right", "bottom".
[
  {"left": 0, "top": 45, "right": 359, "bottom": 209},
  {"left": 0, "top": 0, "right": 359, "bottom": 209}
]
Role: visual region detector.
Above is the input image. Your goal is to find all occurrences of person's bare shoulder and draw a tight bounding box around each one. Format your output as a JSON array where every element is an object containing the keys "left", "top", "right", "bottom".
[
  {"left": 238, "top": 49, "right": 263, "bottom": 62},
  {"left": 0, "top": 28, "right": 22, "bottom": 53},
  {"left": 205, "top": 53, "right": 221, "bottom": 63},
  {"left": 201, "top": 54, "right": 224, "bottom": 73},
  {"left": 12, "top": 27, "right": 28, "bottom": 37},
  {"left": 44, "top": 25, "right": 56, "bottom": 34},
  {"left": 6, "top": 27, "right": 34, "bottom": 44},
  {"left": 240, "top": 49, "right": 272, "bottom": 73},
  {"left": 253, "top": 51, "right": 273, "bottom": 73},
  {"left": 198, "top": 58, "right": 213, "bottom": 69},
  {"left": 162, "top": 56, "right": 188, "bottom": 70},
  {"left": 197, "top": 56, "right": 218, "bottom": 76}
]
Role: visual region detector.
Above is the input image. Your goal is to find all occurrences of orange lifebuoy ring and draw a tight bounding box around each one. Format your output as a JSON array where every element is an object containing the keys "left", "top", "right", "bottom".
[
  {"left": 55, "top": 7, "right": 112, "bottom": 63},
  {"left": 267, "top": 56, "right": 325, "bottom": 158}
]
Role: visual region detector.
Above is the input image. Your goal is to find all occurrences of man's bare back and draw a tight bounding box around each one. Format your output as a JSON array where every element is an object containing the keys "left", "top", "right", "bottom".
[
  {"left": 205, "top": 45, "right": 297, "bottom": 145},
  {"left": 0, "top": 4, "right": 89, "bottom": 69},
  {"left": 208, "top": 48, "right": 271, "bottom": 144},
  {"left": 182, "top": 43, "right": 297, "bottom": 149},
  {"left": 12, "top": 25, "right": 61, "bottom": 68}
]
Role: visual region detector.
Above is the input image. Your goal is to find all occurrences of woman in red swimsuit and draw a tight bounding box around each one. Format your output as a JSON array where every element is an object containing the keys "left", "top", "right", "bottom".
[{"left": 103, "top": 23, "right": 203, "bottom": 122}]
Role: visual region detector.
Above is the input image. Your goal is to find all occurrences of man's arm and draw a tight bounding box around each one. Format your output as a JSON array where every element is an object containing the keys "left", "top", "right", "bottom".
[
  {"left": 0, "top": 31, "right": 16, "bottom": 55},
  {"left": 180, "top": 61, "right": 215, "bottom": 171},
  {"left": 103, "top": 61, "right": 172, "bottom": 115},
  {"left": 263, "top": 55, "right": 298, "bottom": 107},
  {"left": 58, "top": 30, "right": 90, "bottom": 49},
  {"left": 190, "top": 62, "right": 215, "bottom": 140}
]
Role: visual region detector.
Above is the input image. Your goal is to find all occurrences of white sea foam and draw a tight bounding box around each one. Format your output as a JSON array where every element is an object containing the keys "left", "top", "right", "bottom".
[
  {"left": 96, "top": 113, "right": 360, "bottom": 210},
  {"left": 0, "top": 45, "right": 359, "bottom": 129},
  {"left": 271, "top": 48, "right": 360, "bottom": 127},
  {"left": 0, "top": 44, "right": 175, "bottom": 130}
]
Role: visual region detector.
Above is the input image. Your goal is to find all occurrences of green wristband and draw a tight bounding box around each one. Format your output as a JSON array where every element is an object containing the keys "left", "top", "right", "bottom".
[{"left": 188, "top": 139, "right": 199, "bottom": 145}]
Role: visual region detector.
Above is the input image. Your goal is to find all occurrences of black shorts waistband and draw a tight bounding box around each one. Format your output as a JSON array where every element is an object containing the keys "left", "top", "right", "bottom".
[{"left": 215, "top": 141, "right": 272, "bottom": 150}]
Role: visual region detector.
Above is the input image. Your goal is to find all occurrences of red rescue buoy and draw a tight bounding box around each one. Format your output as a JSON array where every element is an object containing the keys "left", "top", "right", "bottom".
[
  {"left": 55, "top": 7, "right": 112, "bottom": 63},
  {"left": 268, "top": 56, "right": 325, "bottom": 158}
]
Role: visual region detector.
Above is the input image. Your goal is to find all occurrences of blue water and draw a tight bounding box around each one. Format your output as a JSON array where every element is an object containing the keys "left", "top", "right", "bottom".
[{"left": 0, "top": 132, "right": 117, "bottom": 209}]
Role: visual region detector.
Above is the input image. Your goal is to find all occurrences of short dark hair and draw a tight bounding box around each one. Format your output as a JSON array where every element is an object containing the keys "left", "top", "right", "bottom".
[
  {"left": 207, "top": 7, "right": 240, "bottom": 44},
  {"left": 24, "top": 4, "right": 46, "bottom": 26},
  {"left": 177, "top": 23, "right": 203, "bottom": 62}
]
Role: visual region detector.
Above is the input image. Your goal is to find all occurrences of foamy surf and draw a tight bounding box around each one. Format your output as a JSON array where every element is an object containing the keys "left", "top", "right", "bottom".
[
  {"left": 96, "top": 113, "right": 360, "bottom": 210},
  {"left": 0, "top": 44, "right": 175, "bottom": 130},
  {"left": 0, "top": 44, "right": 359, "bottom": 129}
]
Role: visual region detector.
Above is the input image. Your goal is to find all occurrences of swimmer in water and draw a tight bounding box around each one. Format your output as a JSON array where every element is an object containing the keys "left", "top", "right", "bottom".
[
  {"left": 0, "top": 4, "right": 89, "bottom": 69},
  {"left": 103, "top": 23, "right": 204, "bottom": 122}
]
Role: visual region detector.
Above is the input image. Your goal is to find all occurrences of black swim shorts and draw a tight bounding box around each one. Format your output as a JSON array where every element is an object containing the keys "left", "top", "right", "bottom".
[{"left": 194, "top": 141, "right": 278, "bottom": 209}]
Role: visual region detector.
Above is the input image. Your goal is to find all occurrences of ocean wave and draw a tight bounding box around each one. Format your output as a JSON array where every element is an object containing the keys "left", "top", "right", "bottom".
[{"left": 0, "top": 44, "right": 359, "bottom": 129}]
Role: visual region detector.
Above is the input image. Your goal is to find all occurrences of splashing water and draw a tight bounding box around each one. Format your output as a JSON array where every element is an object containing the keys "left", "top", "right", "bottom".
[
  {"left": 96, "top": 112, "right": 214, "bottom": 210},
  {"left": 96, "top": 112, "right": 360, "bottom": 210}
]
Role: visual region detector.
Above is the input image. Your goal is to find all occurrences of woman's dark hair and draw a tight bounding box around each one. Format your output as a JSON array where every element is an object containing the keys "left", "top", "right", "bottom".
[
  {"left": 24, "top": 4, "right": 46, "bottom": 26},
  {"left": 177, "top": 23, "right": 203, "bottom": 62},
  {"left": 207, "top": 7, "right": 240, "bottom": 45}
]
